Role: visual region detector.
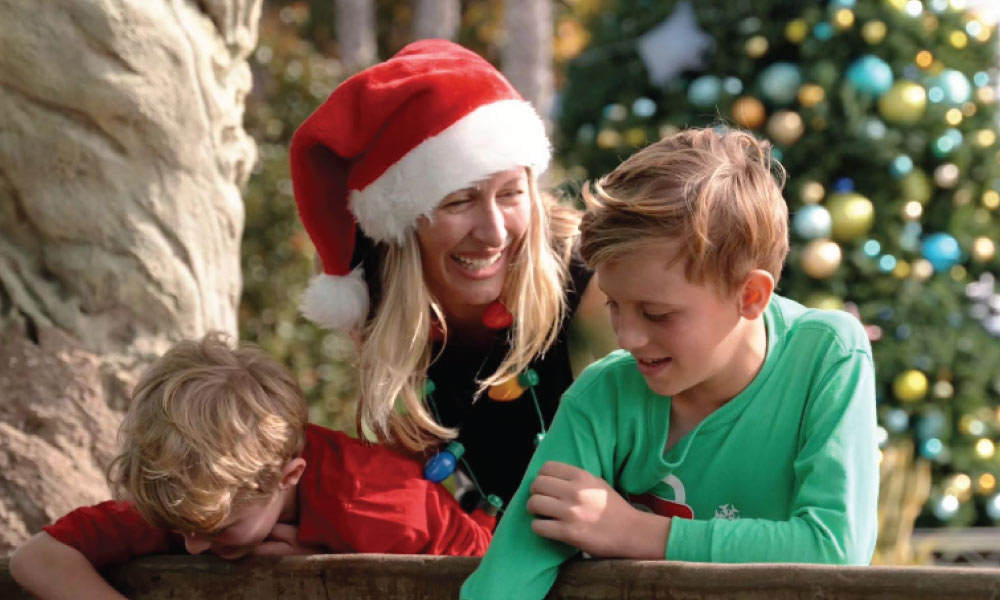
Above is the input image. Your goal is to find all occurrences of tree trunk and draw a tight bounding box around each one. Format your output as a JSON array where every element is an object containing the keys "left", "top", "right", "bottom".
[
  {"left": 335, "top": 0, "right": 377, "bottom": 72},
  {"left": 502, "top": 0, "right": 554, "bottom": 129},
  {"left": 0, "top": 0, "right": 259, "bottom": 553},
  {"left": 413, "top": 0, "right": 460, "bottom": 41}
]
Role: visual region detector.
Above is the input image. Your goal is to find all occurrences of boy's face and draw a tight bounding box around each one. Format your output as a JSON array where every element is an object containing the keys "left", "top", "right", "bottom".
[
  {"left": 597, "top": 240, "right": 746, "bottom": 401},
  {"left": 178, "top": 489, "right": 285, "bottom": 559}
]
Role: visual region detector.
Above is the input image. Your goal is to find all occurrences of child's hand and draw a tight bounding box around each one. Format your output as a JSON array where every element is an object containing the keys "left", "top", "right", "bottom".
[
  {"left": 526, "top": 461, "right": 670, "bottom": 559},
  {"left": 252, "top": 524, "right": 324, "bottom": 556}
]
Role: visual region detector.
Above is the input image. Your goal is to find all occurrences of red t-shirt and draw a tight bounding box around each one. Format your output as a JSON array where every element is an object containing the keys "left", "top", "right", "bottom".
[{"left": 44, "top": 425, "right": 492, "bottom": 566}]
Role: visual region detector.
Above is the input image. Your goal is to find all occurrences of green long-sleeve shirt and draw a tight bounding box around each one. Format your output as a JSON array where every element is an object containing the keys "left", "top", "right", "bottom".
[{"left": 462, "top": 295, "right": 878, "bottom": 599}]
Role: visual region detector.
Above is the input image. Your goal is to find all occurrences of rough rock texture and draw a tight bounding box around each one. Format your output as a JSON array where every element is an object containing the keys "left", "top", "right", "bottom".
[
  {"left": 0, "top": 0, "right": 261, "bottom": 553},
  {"left": 4, "top": 555, "right": 1000, "bottom": 599}
]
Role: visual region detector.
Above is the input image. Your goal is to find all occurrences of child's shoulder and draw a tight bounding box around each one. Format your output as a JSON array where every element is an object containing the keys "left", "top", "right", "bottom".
[
  {"left": 563, "top": 350, "right": 650, "bottom": 407},
  {"left": 772, "top": 294, "right": 871, "bottom": 357}
]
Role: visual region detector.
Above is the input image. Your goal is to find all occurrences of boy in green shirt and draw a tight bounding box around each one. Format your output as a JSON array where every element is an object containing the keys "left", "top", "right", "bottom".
[{"left": 462, "top": 127, "right": 878, "bottom": 599}]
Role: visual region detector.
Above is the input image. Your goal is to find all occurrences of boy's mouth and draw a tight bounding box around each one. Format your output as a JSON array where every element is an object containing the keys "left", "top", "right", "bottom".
[{"left": 635, "top": 356, "right": 672, "bottom": 376}]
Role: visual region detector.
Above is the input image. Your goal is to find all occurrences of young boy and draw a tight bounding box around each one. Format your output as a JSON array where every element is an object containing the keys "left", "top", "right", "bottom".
[
  {"left": 461, "top": 128, "right": 878, "bottom": 599},
  {"left": 11, "top": 334, "right": 493, "bottom": 600}
]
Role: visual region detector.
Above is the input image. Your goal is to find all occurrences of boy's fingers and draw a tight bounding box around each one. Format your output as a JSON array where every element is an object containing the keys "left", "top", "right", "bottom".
[
  {"left": 531, "top": 516, "right": 570, "bottom": 543},
  {"left": 529, "top": 474, "right": 576, "bottom": 498},
  {"left": 252, "top": 540, "right": 292, "bottom": 556},
  {"left": 526, "top": 493, "right": 569, "bottom": 520},
  {"left": 267, "top": 523, "right": 298, "bottom": 543},
  {"left": 538, "top": 461, "right": 587, "bottom": 481}
]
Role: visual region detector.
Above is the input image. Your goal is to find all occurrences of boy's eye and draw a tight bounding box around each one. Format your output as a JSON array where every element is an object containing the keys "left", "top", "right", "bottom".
[{"left": 643, "top": 311, "right": 671, "bottom": 322}]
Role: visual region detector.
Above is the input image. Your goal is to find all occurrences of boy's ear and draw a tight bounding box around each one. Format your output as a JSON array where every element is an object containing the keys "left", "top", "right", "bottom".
[
  {"left": 280, "top": 457, "right": 307, "bottom": 489},
  {"left": 738, "top": 270, "right": 774, "bottom": 320}
]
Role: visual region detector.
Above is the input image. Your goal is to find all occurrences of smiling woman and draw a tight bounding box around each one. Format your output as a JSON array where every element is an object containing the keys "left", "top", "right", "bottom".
[{"left": 288, "top": 39, "right": 613, "bottom": 512}]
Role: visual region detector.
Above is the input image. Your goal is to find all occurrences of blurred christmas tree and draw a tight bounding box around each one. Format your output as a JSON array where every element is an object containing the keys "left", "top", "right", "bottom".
[{"left": 557, "top": 0, "right": 1000, "bottom": 530}]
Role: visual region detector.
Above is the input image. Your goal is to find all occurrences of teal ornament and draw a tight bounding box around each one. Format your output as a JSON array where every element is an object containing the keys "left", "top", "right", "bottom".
[
  {"left": 921, "top": 233, "right": 961, "bottom": 271},
  {"left": 920, "top": 437, "right": 943, "bottom": 459},
  {"left": 723, "top": 77, "right": 743, "bottom": 95},
  {"left": 758, "top": 62, "right": 803, "bottom": 106},
  {"left": 932, "top": 128, "right": 963, "bottom": 157},
  {"left": 974, "top": 71, "right": 990, "bottom": 88},
  {"left": 927, "top": 86, "right": 945, "bottom": 103},
  {"left": 988, "top": 495, "right": 1000, "bottom": 520},
  {"left": 792, "top": 205, "right": 832, "bottom": 239},
  {"left": 879, "top": 255, "right": 897, "bottom": 272},
  {"left": 813, "top": 22, "right": 834, "bottom": 41},
  {"left": 934, "top": 69, "right": 972, "bottom": 106},
  {"left": 890, "top": 155, "right": 914, "bottom": 178},
  {"left": 917, "top": 410, "right": 946, "bottom": 439},
  {"left": 830, "top": 0, "right": 856, "bottom": 6},
  {"left": 687, "top": 75, "right": 722, "bottom": 107},
  {"left": 863, "top": 239, "right": 881, "bottom": 257},
  {"left": 884, "top": 408, "right": 909, "bottom": 433},
  {"left": 846, "top": 55, "right": 894, "bottom": 97},
  {"left": 900, "top": 222, "right": 922, "bottom": 251}
]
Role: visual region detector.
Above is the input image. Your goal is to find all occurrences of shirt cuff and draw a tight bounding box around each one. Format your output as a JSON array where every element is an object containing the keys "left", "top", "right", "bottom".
[{"left": 665, "top": 517, "right": 713, "bottom": 562}]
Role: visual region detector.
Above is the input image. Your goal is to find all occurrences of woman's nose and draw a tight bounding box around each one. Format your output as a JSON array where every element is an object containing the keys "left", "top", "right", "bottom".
[{"left": 472, "top": 197, "right": 506, "bottom": 247}]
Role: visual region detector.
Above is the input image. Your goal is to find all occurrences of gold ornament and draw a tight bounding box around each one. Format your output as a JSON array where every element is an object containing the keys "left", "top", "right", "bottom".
[
  {"left": 827, "top": 192, "right": 875, "bottom": 241},
  {"left": 947, "top": 473, "right": 974, "bottom": 502},
  {"left": 732, "top": 96, "right": 766, "bottom": 129},
  {"left": 625, "top": 127, "right": 647, "bottom": 147},
  {"left": 978, "top": 473, "right": 997, "bottom": 494},
  {"left": 915, "top": 50, "right": 933, "bottom": 69},
  {"left": 963, "top": 102, "right": 977, "bottom": 117},
  {"left": 902, "top": 200, "right": 923, "bottom": 220},
  {"left": 949, "top": 30, "right": 969, "bottom": 49},
  {"left": 933, "top": 380, "right": 954, "bottom": 399},
  {"left": 798, "top": 84, "right": 826, "bottom": 108},
  {"left": 982, "top": 190, "right": 1000, "bottom": 209},
  {"left": 901, "top": 170, "right": 932, "bottom": 203},
  {"left": 785, "top": 19, "right": 809, "bottom": 44},
  {"left": 801, "top": 181, "right": 825, "bottom": 205},
  {"left": 801, "top": 239, "right": 842, "bottom": 279},
  {"left": 834, "top": 9, "right": 855, "bottom": 29},
  {"left": 746, "top": 35, "right": 769, "bottom": 58},
  {"left": 933, "top": 163, "right": 960, "bottom": 188},
  {"left": 862, "top": 20, "right": 888, "bottom": 44},
  {"left": 912, "top": 258, "right": 934, "bottom": 280},
  {"left": 596, "top": 129, "right": 621, "bottom": 149},
  {"left": 954, "top": 187, "right": 973, "bottom": 206},
  {"left": 972, "top": 237, "right": 995, "bottom": 262},
  {"left": 893, "top": 370, "right": 928, "bottom": 403},
  {"left": 878, "top": 81, "right": 928, "bottom": 124},
  {"left": 975, "top": 129, "right": 997, "bottom": 148},
  {"left": 893, "top": 260, "right": 911, "bottom": 279},
  {"left": 977, "top": 439, "right": 996, "bottom": 460},
  {"left": 977, "top": 86, "right": 996, "bottom": 104},
  {"left": 923, "top": 15, "right": 939, "bottom": 34},
  {"left": 766, "top": 110, "right": 805, "bottom": 146},
  {"left": 950, "top": 265, "right": 967, "bottom": 281},
  {"left": 886, "top": 0, "right": 907, "bottom": 12},
  {"left": 802, "top": 293, "right": 844, "bottom": 311},
  {"left": 945, "top": 108, "right": 963, "bottom": 126}
]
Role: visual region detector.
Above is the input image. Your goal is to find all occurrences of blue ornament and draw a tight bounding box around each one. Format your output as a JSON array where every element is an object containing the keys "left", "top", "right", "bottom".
[
  {"left": 792, "top": 205, "right": 832, "bottom": 239},
  {"left": 987, "top": 494, "right": 1000, "bottom": 520},
  {"left": 846, "top": 55, "right": 894, "bottom": 97},
  {"left": 890, "top": 155, "right": 914, "bottom": 178},
  {"left": 917, "top": 411, "right": 946, "bottom": 439},
  {"left": 830, "top": 0, "right": 856, "bottom": 7},
  {"left": 863, "top": 239, "right": 881, "bottom": 257},
  {"left": 884, "top": 408, "right": 910, "bottom": 433},
  {"left": 723, "top": 77, "right": 744, "bottom": 95},
  {"left": 632, "top": 97, "right": 657, "bottom": 118},
  {"left": 895, "top": 324, "right": 912, "bottom": 340},
  {"left": 934, "top": 69, "right": 972, "bottom": 106},
  {"left": 900, "top": 222, "right": 922, "bottom": 251},
  {"left": 974, "top": 71, "right": 990, "bottom": 88},
  {"left": 687, "top": 75, "right": 722, "bottom": 108},
  {"left": 920, "top": 437, "right": 943, "bottom": 459},
  {"left": 833, "top": 177, "right": 854, "bottom": 193},
  {"left": 423, "top": 441, "right": 464, "bottom": 483},
  {"left": 927, "top": 86, "right": 945, "bottom": 103},
  {"left": 921, "top": 233, "right": 961, "bottom": 271},
  {"left": 758, "top": 62, "right": 803, "bottom": 106},
  {"left": 879, "top": 255, "right": 898, "bottom": 272}
]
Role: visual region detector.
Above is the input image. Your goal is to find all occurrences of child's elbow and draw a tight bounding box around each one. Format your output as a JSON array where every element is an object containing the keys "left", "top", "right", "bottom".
[{"left": 9, "top": 534, "right": 42, "bottom": 586}]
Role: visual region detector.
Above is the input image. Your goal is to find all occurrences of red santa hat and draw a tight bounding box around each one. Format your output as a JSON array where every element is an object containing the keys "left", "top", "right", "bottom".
[{"left": 290, "top": 39, "right": 551, "bottom": 331}]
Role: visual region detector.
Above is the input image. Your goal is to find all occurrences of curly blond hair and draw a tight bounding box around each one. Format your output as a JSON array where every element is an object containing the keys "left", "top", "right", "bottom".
[{"left": 106, "top": 333, "right": 308, "bottom": 533}]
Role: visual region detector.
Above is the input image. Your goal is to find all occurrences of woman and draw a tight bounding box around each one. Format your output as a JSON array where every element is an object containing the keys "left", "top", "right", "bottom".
[{"left": 289, "top": 39, "right": 611, "bottom": 511}]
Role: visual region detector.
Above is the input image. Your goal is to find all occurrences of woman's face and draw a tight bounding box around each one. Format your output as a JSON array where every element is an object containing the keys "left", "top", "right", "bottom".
[{"left": 415, "top": 167, "right": 532, "bottom": 323}]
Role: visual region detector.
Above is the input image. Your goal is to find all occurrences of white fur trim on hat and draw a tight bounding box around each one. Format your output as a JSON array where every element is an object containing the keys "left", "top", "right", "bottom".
[
  {"left": 299, "top": 267, "right": 369, "bottom": 331},
  {"left": 349, "top": 99, "right": 551, "bottom": 244}
]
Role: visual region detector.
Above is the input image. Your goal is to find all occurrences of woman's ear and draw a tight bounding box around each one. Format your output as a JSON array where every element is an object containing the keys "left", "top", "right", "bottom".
[{"left": 738, "top": 270, "right": 774, "bottom": 320}]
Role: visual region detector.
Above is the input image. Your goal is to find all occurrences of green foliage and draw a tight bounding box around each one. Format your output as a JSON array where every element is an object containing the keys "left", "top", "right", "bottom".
[{"left": 558, "top": 0, "right": 1000, "bottom": 526}]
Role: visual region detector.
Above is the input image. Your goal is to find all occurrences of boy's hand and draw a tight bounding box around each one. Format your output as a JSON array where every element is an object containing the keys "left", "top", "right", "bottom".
[
  {"left": 252, "top": 524, "right": 324, "bottom": 556},
  {"left": 526, "top": 461, "right": 670, "bottom": 559}
]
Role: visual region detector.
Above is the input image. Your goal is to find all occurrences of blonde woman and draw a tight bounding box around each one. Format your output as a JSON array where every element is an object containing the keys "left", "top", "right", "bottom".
[{"left": 290, "top": 39, "right": 612, "bottom": 512}]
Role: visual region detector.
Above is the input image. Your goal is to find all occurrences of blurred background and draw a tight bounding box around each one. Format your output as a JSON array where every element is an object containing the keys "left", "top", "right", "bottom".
[{"left": 240, "top": 0, "right": 1000, "bottom": 566}]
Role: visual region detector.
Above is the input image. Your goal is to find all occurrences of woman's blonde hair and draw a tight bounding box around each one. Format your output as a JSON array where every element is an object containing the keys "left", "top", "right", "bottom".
[
  {"left": 358, "top": 171, "right": 580, "bottom": 452},
  {"left": 580, "top": 127, "right": 789, "bottom": 295},
  {"left": 106, "top": 334, "right": 308, "bottom": 533}
]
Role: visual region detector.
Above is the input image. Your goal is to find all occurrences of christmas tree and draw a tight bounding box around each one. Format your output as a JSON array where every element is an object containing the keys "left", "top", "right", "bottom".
[{"left": 557, "top": 0, "right": 1000, "bottom": 531}]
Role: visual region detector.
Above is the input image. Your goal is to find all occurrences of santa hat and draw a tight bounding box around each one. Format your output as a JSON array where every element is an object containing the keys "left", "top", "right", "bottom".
[{"left": 290, "top": 39, "right": 551, "bottom": 331}]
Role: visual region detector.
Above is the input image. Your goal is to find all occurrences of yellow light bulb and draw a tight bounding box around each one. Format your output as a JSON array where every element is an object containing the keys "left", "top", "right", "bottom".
[
  {"left": 983, "top": 190, "right": 1000, "bottom": 209},
  {"left": 915, "top": 50, "right": 933, "bottom": 68},
  {"left": 945, "top": 108, "right": 963, "bottom": 125},
  {"left": 979, "top": 473, "right": 997, "bottom": 493},
  {"left": 977, "top": 439, "right": 996, "bottom": 459},
  {"left": 950, "top": 30, "right": 969, "bottom": 48},
  {"left": 834, "top": 9, "right": 855, "bottom": 29}
]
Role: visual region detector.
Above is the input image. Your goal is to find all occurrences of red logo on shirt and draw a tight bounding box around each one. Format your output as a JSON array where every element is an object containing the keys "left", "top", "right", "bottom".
[{"left": 627, "top": 474, "right": 694, "bottom": 519}]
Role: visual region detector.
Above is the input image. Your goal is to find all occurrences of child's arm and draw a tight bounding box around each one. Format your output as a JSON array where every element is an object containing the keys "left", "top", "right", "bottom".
[
  {"left": 666, "top": 349, "right": 879, "bottom": 564},
  {"left": 10, "top": 532, "right": 127, "bottom": 600},
  {"left": 461, "top": 391, "right": 617, "bottom": 600}
]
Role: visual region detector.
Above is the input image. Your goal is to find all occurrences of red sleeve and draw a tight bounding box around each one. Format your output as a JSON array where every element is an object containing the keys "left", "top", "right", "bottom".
[
  {"left": 43, "top": 500, "right": 181, "bottom": 568},
  {"left": 297, "top": 427, "right": 492, "bottom": 556}
]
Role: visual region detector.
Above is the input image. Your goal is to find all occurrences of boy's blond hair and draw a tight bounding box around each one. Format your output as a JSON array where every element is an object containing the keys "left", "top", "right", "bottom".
[
  {"left": 106, "top": 334, "right": 308, "bottom": 533},
  {"left": 580, "top": 127, "right": 789, "bottom": 295}
]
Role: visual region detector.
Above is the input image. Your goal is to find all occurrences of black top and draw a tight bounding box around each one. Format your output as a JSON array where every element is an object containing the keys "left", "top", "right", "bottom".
[{"left": 426, "top": 257, "right": 593, "bottom": 510}]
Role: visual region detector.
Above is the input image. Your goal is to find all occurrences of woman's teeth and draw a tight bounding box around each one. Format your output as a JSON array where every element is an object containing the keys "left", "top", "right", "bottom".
[{"left": 452, "top": 253, "right": 501, "bottom": 270}]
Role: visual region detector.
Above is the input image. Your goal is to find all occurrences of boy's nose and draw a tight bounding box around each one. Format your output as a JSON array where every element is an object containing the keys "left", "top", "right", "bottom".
[
  {"left": 615, "top": 314, "right": 648, "bottom": 352},
  {"left": 183, "top": 534, "right": 211, "bottom": 555}
]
